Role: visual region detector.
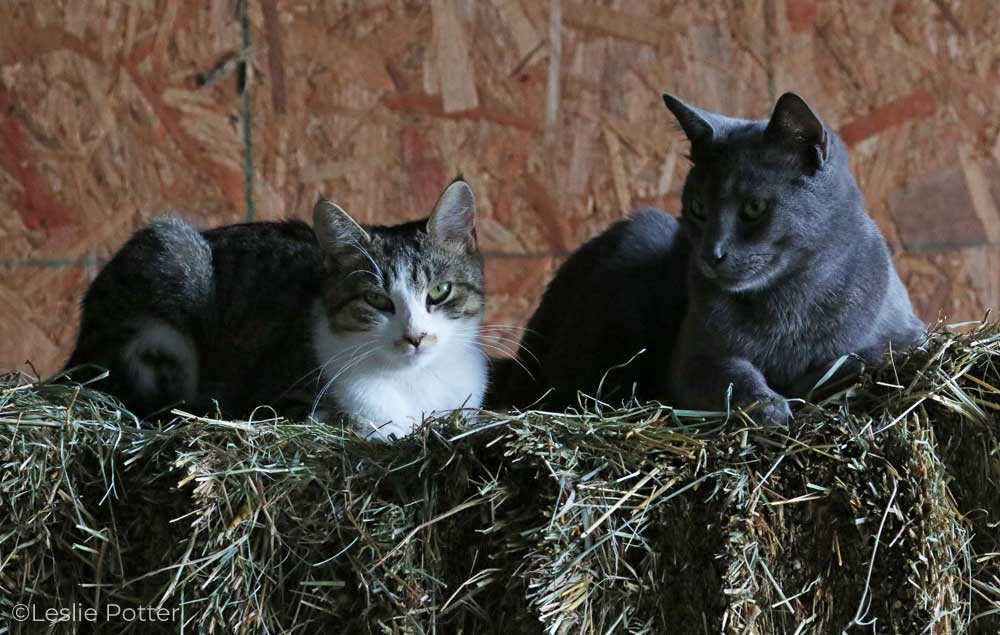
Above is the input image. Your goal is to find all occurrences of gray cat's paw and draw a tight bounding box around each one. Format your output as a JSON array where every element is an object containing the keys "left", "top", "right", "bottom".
[{"left": 745, "top": 394, "right": 792, "bottom": 428}]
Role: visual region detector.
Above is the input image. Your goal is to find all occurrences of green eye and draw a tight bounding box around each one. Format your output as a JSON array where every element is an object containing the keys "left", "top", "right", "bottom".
[
  {"left": 364, "top": 291, "right": 394, "bottom": 312},
  {"left": 688, "top": 198, "right": 706, "bottom": 221},
  {"left": 427, "top": 282, "right": 452, "bottom": 304},
  {"left": 740, "top": 198, "right": 770, "bottom": 222}
]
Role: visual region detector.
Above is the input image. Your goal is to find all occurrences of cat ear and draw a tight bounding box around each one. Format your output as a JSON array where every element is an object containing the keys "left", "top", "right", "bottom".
[
  {"left": 428, "top": 179, "right": 477, "bottom": 250},
  {"left": 764, "top": 92, "right": 829, "bottom": 174},
  {"left": 313, "top": 198, "right": 370, "bottom": 253},
  {"left": 662, "top": 93, "right": 720, "bottom": 148}
]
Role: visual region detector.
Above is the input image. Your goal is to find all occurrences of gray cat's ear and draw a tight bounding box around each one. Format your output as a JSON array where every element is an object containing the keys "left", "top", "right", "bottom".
[
  {"left": 764, "top": 92, "right": 829, "bottom": 173},
  {"left": 428, "top": 179, "right": 477, "bottom": 250},
  {"left": 662, "top": 93, "right": 718, "bottom": 147},
  {"left": 313, "top": 198, "right": 370, "bottom": 253}
]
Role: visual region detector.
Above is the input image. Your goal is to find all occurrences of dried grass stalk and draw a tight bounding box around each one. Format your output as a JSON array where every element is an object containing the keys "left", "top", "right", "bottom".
[{"left": 1, "top": 323, "right": 999, "bottom": 634}]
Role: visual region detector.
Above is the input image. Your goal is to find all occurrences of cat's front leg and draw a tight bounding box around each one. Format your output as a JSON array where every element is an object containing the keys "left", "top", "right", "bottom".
[{"left": 670, "top": 354, "right": 791, "bottom": 427}]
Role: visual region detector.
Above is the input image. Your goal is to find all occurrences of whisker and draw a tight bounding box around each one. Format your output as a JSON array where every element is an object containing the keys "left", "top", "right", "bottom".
[
  {"left": 346, "top": 239, "right": 384, "bottom": 285},
  {"left": 476, "top": 334, "right": 539, "bottom": 364},
  {"left": 476, "top": 334, "right": 524, "bottom": 346},
  {"left": 310, "top": 349, "right": 378, "bottom": 419},
  {"left": 275, "top": 340, "right": 377, "bottom": 403},
  {"left": 473, "top": 339, "right": 521, "bottom": 359},
  {"left": 471, "top": 341, "right": 534, "bottom": 371},
  {"left": 473, "top": 341, "right": 518, "bottom": 358},
  {"left": 345, "top": 268, "right": 381, "bottom": 282},
  {"left": 310, "top": 345, "right": 382, "bottom": 418},
  {"left": 458, "top": 342, "right": 535, "bottom": 381},
  {"left": 470, "top": 333, "right": 525, "bottom": 355},
  {"left": 478, "top": 324, "right": 538, "bottom": 335},
  {"left": 308, "top": 341, "right": 379, "bottom": 388}
]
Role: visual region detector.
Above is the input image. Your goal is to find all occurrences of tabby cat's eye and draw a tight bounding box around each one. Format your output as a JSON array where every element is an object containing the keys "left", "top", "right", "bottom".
[
  {"left": 364, "top": 291, "right": 394, "bottom": 312},
  {"left": 688, "top": 198, "right": 706, "bottom": 221},
  {"left": 739, "top": 198, "right": 770, "bottom": 223},
  {"left": 428, "top": 282, "right": 452, "bottom": 305}
]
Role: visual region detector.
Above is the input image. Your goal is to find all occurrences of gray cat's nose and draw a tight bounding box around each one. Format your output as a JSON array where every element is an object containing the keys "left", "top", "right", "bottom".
[
  {"left": 403, "top": 333, "right": 426, "bottom": 348},
  {"left": 709, "top": 245, "right": 728, "bottom": 264}
]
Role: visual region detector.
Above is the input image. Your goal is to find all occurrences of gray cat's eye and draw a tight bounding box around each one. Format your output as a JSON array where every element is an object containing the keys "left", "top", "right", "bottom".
[
  {"left": 739, "top": 198, "right": 770, "bottom": 223},
  {"left": 688, "top": 198, "right": 706, "bottom": 221},
  {"left": 427, "top": 282, "right": 452, "bottom": 305},
  {"left": 364, "top": 290, "right": 395, "bottom": 312}
]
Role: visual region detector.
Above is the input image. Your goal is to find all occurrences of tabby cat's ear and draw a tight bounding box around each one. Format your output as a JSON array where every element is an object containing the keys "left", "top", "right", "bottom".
[
  {"left": 764, "top": 92, "right": 829, "bottom": 175},
  {"left": 313, "top": 198, "right": 370, "bottom": 253},
  {"left": 662, "top": 93, "right": 737, "bottom": 155},
  {"left": 428, "top": 179, "right": 477, "bottom": 250}
]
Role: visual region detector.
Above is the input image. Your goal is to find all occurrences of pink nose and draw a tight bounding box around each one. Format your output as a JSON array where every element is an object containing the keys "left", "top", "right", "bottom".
[{"left": 403, "top": 333, "right": 426, "bottom": 348}]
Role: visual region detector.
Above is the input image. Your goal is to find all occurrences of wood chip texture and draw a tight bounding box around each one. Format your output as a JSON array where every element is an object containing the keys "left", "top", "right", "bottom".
[{"left": 1, "top": 0, "right": 999, "bottom": 374}]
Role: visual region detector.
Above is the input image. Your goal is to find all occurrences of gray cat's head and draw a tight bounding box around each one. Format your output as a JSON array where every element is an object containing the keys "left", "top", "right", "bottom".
[
  {"left": 313, "top": 179, "right": 484, "bottom": 370},
  {"left": 664, "top": 92, "right": 865, "bottom": 293}
]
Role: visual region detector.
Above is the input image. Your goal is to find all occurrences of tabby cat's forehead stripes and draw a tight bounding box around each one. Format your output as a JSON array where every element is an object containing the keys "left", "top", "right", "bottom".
[
  {"left": 309, "top": 178, "right": 487, "bottom": 438},
  {"left": 321, "top": 219, "right": 485, "bottom": 333}
]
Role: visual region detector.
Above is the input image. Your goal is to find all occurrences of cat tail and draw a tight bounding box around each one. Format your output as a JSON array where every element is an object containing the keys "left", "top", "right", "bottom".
[{"left": 62, "top": 216, "right": 214, "bottom": 419}]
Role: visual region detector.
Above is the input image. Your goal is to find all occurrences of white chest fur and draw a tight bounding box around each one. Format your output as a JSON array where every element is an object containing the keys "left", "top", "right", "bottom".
[{"left": 311, "top": 302, "right": 487, "bottom": 441}]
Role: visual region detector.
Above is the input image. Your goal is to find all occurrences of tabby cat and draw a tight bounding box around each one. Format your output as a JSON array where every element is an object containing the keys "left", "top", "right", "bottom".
[{"left": 63, "top": 180, "right": 488, "bottom": 440}]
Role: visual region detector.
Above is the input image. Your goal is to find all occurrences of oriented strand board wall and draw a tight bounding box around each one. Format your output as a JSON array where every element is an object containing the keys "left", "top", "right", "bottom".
[{"left": 1, "top": 0, "right": 999, "bottom": 374}]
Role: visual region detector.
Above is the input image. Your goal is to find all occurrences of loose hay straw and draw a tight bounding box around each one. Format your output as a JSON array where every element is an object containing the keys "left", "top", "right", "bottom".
[{"left": 1, "top": 322, "right": 999, "bottom": 634}]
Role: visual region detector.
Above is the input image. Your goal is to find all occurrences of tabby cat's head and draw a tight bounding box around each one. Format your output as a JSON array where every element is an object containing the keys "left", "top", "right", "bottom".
[
  {"left": 313, "top": 180, "right": 484, "bottom": 370},
  {"left": 663, "top": 92, "right": 865, "bottom": 293}
]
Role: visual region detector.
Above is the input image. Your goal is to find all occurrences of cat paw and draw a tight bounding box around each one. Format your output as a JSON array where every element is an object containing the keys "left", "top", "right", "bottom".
[{"left": 745, "top": 394, "right": 792, "bottom": 428}]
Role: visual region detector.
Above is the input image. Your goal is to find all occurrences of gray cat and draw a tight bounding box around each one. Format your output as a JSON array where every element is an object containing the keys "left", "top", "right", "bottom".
[
  {"left": 63, "top": 180, "right": 489, "bottom": 440},
  {"left": 493, "top": 208, "right": 689, "bottom": 410},
  {"left": 665, "top": 92, "right": 923, "bottom": 424},
  {"left": 495, "top": 93, "right": 924, "bottom": 425}
]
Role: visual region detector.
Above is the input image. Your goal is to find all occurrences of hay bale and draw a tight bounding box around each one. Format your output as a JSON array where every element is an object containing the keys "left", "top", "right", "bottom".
[{"left": 1, "top": 324, "right": 999, "bottom": 634}]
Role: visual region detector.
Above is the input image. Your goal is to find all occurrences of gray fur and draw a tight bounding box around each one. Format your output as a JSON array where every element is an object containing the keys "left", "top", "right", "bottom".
[
  {"left": 664, "top": 92, "right": 924, "bottom": 424},
  {"left": 494, "top": 93, "right": 924, "bottom": 426},
  {"left": 148, "top": 216, "right": 214, "bottom": 303},
  {"left": 492, "top": 208, "right": 689, "bottom": 410}
]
